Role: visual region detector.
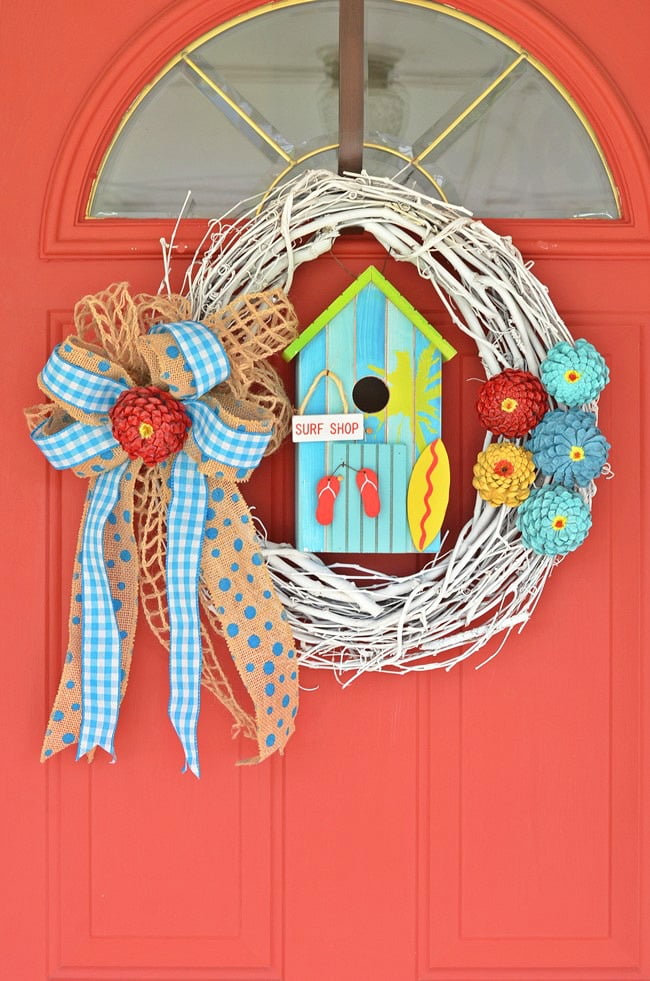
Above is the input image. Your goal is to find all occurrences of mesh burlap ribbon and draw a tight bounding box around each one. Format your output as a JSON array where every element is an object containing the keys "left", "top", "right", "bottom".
[{"left": 26, "top": 284, "right": 299, "bottom": 774}]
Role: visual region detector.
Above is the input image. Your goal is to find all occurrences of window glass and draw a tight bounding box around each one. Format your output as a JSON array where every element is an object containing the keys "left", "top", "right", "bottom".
[
  {"left": 423, "top": 62, "right": 619, "bottom": 217},
  {"left": 89, "top": 0, "right": 619, "bottom": 219},
  {"left": 93, "top": 67, "right": 277, "bottom": 217}
]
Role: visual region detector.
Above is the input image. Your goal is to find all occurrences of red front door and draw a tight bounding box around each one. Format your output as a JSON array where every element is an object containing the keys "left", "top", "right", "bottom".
[{"left": 2, "top": 1, "right": 649, "bottom": 979}]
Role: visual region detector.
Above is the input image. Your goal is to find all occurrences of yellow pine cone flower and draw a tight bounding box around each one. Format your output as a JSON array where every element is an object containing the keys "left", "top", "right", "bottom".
[{"left": 472, "top": 442, "right": 536, "bottom": 507}]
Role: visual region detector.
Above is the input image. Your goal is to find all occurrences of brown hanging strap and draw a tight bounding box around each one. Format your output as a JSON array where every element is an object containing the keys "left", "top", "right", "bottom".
[{"left": 338, "top": 0, "right": 365, "bottom": 175}]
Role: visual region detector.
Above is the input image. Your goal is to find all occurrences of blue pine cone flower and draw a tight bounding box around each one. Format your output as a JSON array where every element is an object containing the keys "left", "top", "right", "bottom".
[
  {"left": 527, "top": 408, "right": 610, "bottom": 487},
  {"left": 516, "top": 485, "right": 592, "bottom": 556},
  {"left": 540, "top": 339, "right": 609, "bottom": 406}
]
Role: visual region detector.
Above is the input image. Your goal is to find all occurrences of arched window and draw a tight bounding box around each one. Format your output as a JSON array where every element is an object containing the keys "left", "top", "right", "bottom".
[{"left": 89, "top": 0, "right": 620, "bottom": 220}]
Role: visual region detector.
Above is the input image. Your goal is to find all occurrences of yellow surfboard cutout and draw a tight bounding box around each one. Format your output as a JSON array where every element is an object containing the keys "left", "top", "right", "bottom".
[{"left": 407, "top": 438, "right": 451, "bottom": 552}]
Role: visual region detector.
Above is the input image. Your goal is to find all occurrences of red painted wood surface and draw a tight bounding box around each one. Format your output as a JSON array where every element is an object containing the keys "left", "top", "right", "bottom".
[{"left": 1, "top": 2, "right": 649, "bottom": 979}]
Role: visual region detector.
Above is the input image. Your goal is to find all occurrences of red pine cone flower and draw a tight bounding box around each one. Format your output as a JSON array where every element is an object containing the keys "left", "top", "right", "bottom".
[
  {"left": 476, "top": 369, "right": 549, "bottom": 437},
  {"left": 109, "top": 385, "right": 191, "bottom": 466}
]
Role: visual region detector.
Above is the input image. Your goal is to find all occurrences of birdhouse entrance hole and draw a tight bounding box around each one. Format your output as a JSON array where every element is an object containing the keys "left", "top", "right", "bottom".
[{"left": 352, "top": 376, "right": 390, "bottom": 413}]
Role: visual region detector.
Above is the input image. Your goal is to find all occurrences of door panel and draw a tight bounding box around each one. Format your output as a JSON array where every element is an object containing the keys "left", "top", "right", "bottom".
[{"left": 2, "top": 2, "right": 649, "bottom": 980}]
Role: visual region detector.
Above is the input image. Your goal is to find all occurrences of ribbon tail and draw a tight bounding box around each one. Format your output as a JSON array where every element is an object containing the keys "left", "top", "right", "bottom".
[
  {"left": 41, "top": 500, "right": 88, "bottom": 761},
  {"left": 201, "top": 478, "right": 299, "bottom": 764},
  {"left": 167, "top": 451, "right": 208, "bottom": 777},
  {"left": 41, "top": 470, "right": 140, "bottom": 764},
  {"left": 76, "top": 462, "right": 130, "bottom": 761}
]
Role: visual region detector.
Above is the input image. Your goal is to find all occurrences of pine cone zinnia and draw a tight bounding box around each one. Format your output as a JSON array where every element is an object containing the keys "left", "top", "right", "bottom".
[
  {"left": 527, "top": 408, "right": 610, "bottom": 487},
  {"left": 476, "top": 369, "right": 549, "bottom": 437},
  {"left": 472, "top": 442, "right": 537, "bottom": 507},
  {"left": 516, "top": 484, "right": 592, "bottom": 556},
  {"left": 110, "top": 385, "right": 192, "bottom": 466},
  {"left": 539, "top": 339, "right": 609, "bottom": 407}
]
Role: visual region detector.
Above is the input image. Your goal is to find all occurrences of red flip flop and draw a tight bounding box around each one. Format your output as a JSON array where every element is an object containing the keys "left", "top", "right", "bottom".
[
  {"left": 356, "top": 468, "right": 380, "bottom": 518},
  {"left": 315, "top": 475, "right": 341, "bottom": 526}
]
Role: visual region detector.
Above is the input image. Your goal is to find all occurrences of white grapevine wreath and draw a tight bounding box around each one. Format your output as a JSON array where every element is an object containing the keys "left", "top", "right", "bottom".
[{"left": 177, "top": 170, "right": 608, "bottom": 681}]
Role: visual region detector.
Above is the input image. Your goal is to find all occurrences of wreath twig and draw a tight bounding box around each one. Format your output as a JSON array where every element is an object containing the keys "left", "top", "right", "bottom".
[{"left": 176, "top": 170, "right": 603, "bottom": 680}]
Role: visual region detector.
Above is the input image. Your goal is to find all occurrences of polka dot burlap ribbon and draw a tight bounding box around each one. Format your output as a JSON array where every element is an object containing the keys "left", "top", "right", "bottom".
[{"left": 28, "top": 295, "right": 299, "bottom": 775}]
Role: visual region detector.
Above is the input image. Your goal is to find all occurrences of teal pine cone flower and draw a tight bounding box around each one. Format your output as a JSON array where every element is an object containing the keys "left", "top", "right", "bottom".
[
  {"left": 516, "top": 485, "right": 592, "bottom": 556},
  {"left": 527, "top": 409, "right": 610, "bottom": 487},
  {"left": 539, "top": 339, "right": 609, "bottom": 406}
]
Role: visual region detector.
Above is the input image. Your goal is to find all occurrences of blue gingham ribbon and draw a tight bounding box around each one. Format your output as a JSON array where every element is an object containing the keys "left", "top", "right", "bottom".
[
  {"left": 41, "top": 345, "right": 128, "bottom": 414},
  {"left": 32, "top": 421, "right": 120, "bottom": 470},
  {"left": 185, "top": 401, "right": 271, "bottom": 470},
  {"left": 148, "top": 321, "right": 230, "bottom": 393},
  {"left": 76, "top": 462, "right": 129, "bottom": 760},
  {"left": 32, "top": 319, "right": 273, "bottom": 775},
  {"left": 166, "top": 452, "right": 208, "bottom": 776}
]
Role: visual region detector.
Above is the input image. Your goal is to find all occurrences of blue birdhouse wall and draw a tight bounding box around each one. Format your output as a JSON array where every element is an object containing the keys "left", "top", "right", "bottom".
[{"left": 284, "top": 266, "right": 457, "bottom": 553}]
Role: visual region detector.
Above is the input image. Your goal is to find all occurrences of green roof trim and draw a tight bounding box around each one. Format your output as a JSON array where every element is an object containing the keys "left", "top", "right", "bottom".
[{"left": 282, "top": 265, "right": 457, "bottom": 363}]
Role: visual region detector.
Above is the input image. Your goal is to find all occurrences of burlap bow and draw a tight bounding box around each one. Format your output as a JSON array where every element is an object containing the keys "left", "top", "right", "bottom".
[{"left": 27, "top": 284, "right": 299, "bottom": 775}]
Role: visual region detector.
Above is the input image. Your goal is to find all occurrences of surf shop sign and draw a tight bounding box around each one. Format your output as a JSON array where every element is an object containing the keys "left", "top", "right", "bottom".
[
  {"left": 284, "top": 266, "right": 457, "bottom": 554},
  {"left": 292, "top": 412, "right": 364, "bottom": 442}
]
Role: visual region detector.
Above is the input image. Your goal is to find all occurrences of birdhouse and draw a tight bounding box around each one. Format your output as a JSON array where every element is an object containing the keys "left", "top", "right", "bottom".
[{"left": 284, "top": 266, "right": 457, "bottom": 553}]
